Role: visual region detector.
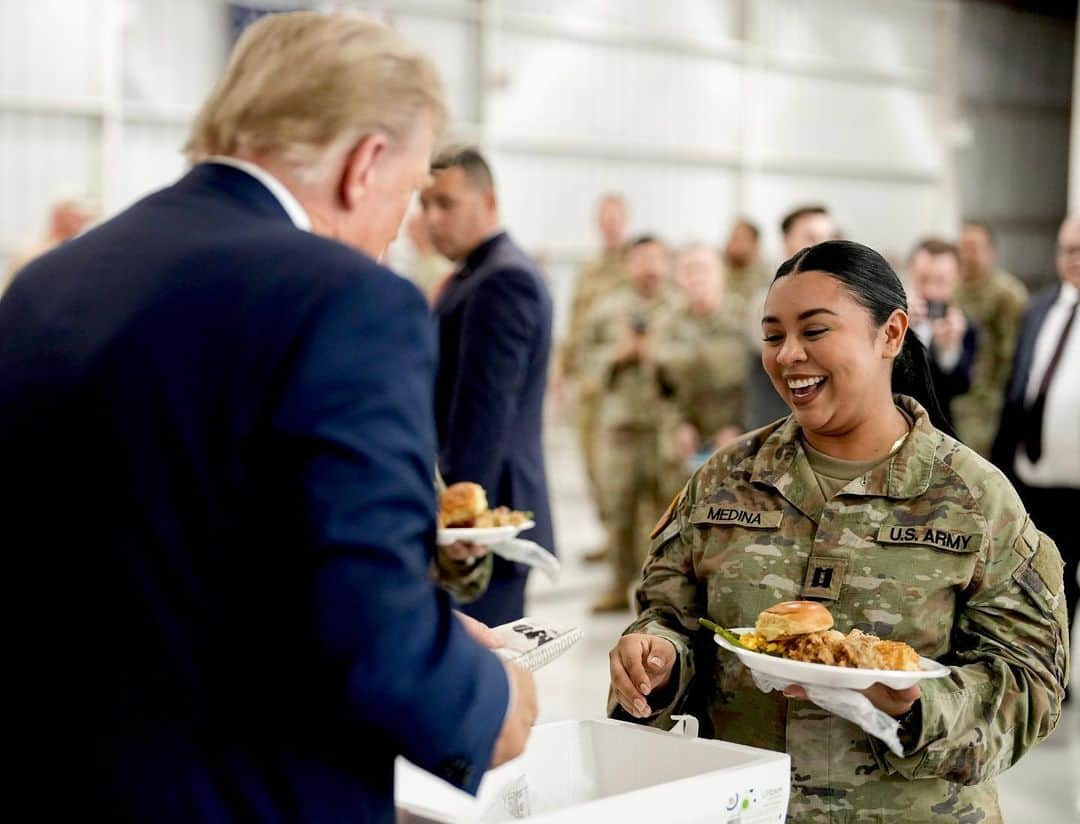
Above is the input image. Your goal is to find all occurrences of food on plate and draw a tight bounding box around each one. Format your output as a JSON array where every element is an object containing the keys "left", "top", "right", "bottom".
[
  {"left": 438, "top": 482, "right": 533, "bottom": 529},
  {"left": 713, "top": 600, "right": 923, "bottom": 672},
  {"left": 754, "top": 600, "right": 834, "bottom": 641}
]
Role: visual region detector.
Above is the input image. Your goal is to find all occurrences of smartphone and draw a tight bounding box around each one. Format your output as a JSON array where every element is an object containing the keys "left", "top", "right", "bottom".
[{"left": 926, "top": 301, "right": 948, "bottom": 321}]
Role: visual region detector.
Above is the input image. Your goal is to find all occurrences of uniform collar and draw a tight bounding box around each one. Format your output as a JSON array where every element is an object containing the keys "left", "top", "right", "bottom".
[{"left": 749, "top": 395, "right": 939, "bottom": 520}]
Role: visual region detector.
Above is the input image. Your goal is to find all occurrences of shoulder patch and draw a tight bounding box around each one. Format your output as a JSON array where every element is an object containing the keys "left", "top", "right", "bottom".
[{"left": 650, "top": 490, "right": 684, "bottom": 539}]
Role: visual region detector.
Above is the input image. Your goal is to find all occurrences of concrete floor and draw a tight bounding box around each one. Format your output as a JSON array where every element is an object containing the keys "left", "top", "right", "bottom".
[{"left": 524, "top": 416, "right": 1079, "bottom": 823}]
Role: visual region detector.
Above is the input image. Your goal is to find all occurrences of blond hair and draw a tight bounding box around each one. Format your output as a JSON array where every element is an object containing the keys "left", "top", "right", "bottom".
[{"left": 185, "top": 12, "right": 445, "bottom": 180}]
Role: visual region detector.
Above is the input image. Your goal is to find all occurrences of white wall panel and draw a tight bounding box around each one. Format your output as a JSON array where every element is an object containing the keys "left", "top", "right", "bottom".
[
  {"left": 123, "top": 0, "right": 226, "bottom": 109},
  {"left": 745, "top": 174, "right": 942, "bottom": 266},
  {"left": 0, "top": 111, "right": 99, "bottom": 247},
  {"left": 114, "top": 122, "right": 189, "bottom": 211},
  {"left": 491, "top": 35, "right": 742, "bottom": 155},
  {"left": 490, "top": 152, "right": 738, "bottom": 254},
  {"left": 501, "top": 0, "right": 739, "bottom": 46},
  {"left": 393, "top": 13, "right": 481, "bottom": 124},
  {"left": 0, "top": 0, "right": 104, "bottom": 99},
  {"left": 753, "top": 72, "right": 941, "bottom": 175},
  {"left": 750, "top": 0, "right": 939, "bottom": 76}
]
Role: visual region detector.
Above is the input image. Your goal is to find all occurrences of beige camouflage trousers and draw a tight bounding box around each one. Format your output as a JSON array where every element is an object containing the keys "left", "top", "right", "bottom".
[{"left": 598, "top": 425, "right": 665, "bottom": 591}]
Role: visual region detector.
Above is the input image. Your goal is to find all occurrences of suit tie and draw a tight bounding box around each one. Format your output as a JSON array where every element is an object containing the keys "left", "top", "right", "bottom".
[{"left": 1022, "top": 298, "right": 1077, "bottom": 464}]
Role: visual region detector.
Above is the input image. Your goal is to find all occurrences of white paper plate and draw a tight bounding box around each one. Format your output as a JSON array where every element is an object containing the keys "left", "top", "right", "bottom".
[
  {"left": 713, "top": 628, "right": 951, "bottom": 690},
  {"left": 436, "top": 520, "right": 535, "bottom": 547}
]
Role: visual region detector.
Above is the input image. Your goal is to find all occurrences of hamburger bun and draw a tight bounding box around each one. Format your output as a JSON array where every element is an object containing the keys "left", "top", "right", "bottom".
[
  {"left": 439, "top": 482, "right": 488, "bottom": 527},
  {"left": 755, "top": 601, "right": 834, "bottom": 641}
]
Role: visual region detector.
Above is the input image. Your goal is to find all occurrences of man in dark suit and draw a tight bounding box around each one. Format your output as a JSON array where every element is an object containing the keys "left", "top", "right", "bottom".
[
  {"left": 422, "top": 147, "right": 555, "bottom": 627},
  {"left": 1, "top": 14, "right": 534, "bottom": 822},
  {"left": 906, "top": 238, "right": 979, "bottom": 428},
  {"left": 992, "top": 214, "right": 1079, "bottom": 639}
]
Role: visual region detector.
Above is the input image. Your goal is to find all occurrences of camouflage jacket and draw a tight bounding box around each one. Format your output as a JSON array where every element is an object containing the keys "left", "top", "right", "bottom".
[
  {"left": 663, "top": 297, "right": 749, "bottom": 438},
  {"left": 561, "top": 250, "right": 626, "bottom": 381},
  {"left": 581, "top": 289, "right": 684, "bottom": 430},
  {"left": 614, "top": 396, "right": 1068, "bottom": 823},
  {"left": 952, "top": 268, "right": 1028, "bottom": 454}
]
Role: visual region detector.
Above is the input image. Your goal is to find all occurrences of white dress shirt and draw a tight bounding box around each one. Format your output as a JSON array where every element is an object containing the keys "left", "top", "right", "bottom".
[
  {"left": 203, "top": 156, "right": 312, "bottom": 231},
  {"left": 1015, "top": 281, "right": 1080, "bottom": 488}
]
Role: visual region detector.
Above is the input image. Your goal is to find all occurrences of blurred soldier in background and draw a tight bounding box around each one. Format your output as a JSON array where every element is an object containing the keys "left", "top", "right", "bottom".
[
  {"left": 662, "top": 244, "right": 748, "bottom": 500},
  {"left": 2, "top": 193, "right": 99, "bottom": 293},
  {"left": 744, "top": 205, "right": 838, "bottom": 430},
  {"left": 906, "top": 238, "right": 978, "bottom": 429},
  {"left": 402, "top": 209, "right": 452, "bottom": 302},
  {"left": 584, "top": 236, "right": 679, "bottom": 613},
  {"left": 563, "top": 193, "right": 630, "bottom": 562},
  {"left": 721, "top": 217, "right": 768, "bottom": 304},
  {"left": 953, "top": 220, "right": 1028, "bottom": 457}
]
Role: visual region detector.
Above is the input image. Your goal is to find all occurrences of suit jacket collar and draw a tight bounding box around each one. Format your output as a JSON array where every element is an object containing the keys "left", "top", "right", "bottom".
[
  {"left": 176, "top": 163, "right": 298, "bottom": 226},
  {"left": 436, "top": 232, "right": 511, "bottom": 317}
]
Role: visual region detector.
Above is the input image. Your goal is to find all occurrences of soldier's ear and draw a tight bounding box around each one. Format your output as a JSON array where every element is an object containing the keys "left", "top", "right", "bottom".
[{"left": 881, "top": 309, "right": 907, "bottom": 359}]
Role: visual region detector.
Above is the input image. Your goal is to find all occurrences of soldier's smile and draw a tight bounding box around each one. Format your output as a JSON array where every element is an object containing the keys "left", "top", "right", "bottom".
[{"left": 787, "top": 375, "right": 828, "bottom": 405}]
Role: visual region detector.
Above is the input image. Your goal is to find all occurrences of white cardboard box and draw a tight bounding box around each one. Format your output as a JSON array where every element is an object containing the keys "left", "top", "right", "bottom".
[{"left": 395, "top": 718, "right": 790, "bottom": 823}]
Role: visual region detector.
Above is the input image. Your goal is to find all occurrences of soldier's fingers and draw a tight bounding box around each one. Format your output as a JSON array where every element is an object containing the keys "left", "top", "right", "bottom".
[
  {"left": 609, "top": 652, "right": 648, "bottom": 716},
  {"left": 621, "top": 639, "right": 653, "bottom": 697}
]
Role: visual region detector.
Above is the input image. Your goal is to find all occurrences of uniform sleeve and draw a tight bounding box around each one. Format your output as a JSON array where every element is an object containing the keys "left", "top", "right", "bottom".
[
  {"left": 441, "top": 268, "right": 539, "bottom": 495},
  {"left": 871, "top": 509, "right": 1069, "bottom": 785},
  {"left": 433, "top": 552, "right": 494, "bottom": 604},
  {"left": 607, "top": 485, "right": 704, "bottom": 729},
  {"left": 272, "top": 272, "right": 509, "bottom": 793}
]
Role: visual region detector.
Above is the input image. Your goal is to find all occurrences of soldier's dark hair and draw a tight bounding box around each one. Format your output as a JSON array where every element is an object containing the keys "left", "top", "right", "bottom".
[
  {"left": 734, "top": 217, "right": 760, "bottom": 242},
  {"left": 431, "top": 145, "right": 495, "bottom": 191},
  {"left": 773, "top": 239, "right": 956, "bottom": 438},
  {"left": 780, "top": 205, "right": 829, "bottom": 237},
  {"left": 627, "top": 234, "right": 663, "bottom": 251},
  {"left": 908, "top": 236, "right": 959, "bottom": 265},
  {"left": 961, "top": 220, "right": 996, "bottom": 247}
]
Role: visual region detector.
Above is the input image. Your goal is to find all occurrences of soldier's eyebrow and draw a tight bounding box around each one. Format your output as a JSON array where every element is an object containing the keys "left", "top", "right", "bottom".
[{"left": 761, "top": 308, "right": 839, "bottom": 325}]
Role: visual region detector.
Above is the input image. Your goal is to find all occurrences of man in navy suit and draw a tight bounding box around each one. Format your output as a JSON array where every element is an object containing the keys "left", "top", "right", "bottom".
[
  {"left": 1, "top": 14, "right": 535, "bottom": 822},
  {"left": 422, "top": 147, "right": 555, "bottom": 627},
  {"left": 992, "top": 214, "right": 1079, "bottom": 638}
]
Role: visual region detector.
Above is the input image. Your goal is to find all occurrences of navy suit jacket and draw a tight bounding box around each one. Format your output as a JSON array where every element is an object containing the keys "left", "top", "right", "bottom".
[
  {"left": 0, "top": 163, "right": 508, "bottom": 823},
  {"left": 434, "top": 233, "right": 554, "bottom": 623},
  {"left": 991, "top": 283, "right": 1062, "bottom": 477},
  {"left": 927, "top": 318, "right": 978, "bottom": 427}
]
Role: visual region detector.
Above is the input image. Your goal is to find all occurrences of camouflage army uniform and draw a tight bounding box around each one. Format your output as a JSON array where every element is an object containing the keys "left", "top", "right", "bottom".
[
  {"left": 660, "top": 295, "right": 749, "bottom": 500},
  {"left": 562, "top": 250, "right": 627, "bottom": 520},
  {"left": 725, "top": 261, "right": 771, "bottom": 306},
  {"left": 584, "top": 288, "right": 685, "bottom": 593},
  {"left": 614, "top": 395, "right": 1068, "bottom": 823},
  {"left": 952, "top": 268, "right": 1028, "bottom": 457}
]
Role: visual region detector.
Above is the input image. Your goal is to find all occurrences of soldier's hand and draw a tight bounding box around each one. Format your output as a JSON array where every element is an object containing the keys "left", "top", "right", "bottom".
[
  {"left": 491, "top": 662, "right": 538, "bottom": 767},
  {"left": 454, "top": 610, "right": 504, "bottom": 650},
  {"left": 609, "top": 634, "right": 677, "bottom": 719},
  {"left": 782, "top": 682, "right": 920, "bottom": 718},
  {"left": 441, "top": 540, "right": 489, "bottom": 563}
]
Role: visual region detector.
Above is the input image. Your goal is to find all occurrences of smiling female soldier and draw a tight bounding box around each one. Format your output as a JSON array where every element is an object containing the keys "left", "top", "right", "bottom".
[{"left": 608, "top": 240, "right": 1068, "bottom": 822}]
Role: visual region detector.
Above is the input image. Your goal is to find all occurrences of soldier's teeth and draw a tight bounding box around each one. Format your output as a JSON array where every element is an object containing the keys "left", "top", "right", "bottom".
[{"left": 787, "top": 377, "right": 825, "bottom": 389}]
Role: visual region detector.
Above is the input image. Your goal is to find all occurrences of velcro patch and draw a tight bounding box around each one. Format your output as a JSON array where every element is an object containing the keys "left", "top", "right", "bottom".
[
  {"left": 800, "top": 556, "right": 847, "bottom": 601},
  {"left": 691, "top": 504, "right": 783, "bottom": 529},
  {"left": 876, "top": 525, "right": 982, "bottom": 554}
]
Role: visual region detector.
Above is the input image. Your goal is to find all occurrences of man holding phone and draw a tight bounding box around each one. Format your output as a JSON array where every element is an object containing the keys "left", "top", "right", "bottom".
[
  {"left": 582, "top": 236, "right": 681, "bottom": 613},
  {"left": 907, "top": 238, "right": 979, "bottom": 428}
]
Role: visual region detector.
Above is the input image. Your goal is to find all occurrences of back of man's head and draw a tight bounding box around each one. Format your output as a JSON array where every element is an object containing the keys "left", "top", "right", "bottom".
[
  {"left": 430, "top": 146, "right": 496, "bottom": 192},
  {"left": 185, "top": 12, "right": 445, "bottom": 182}
]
